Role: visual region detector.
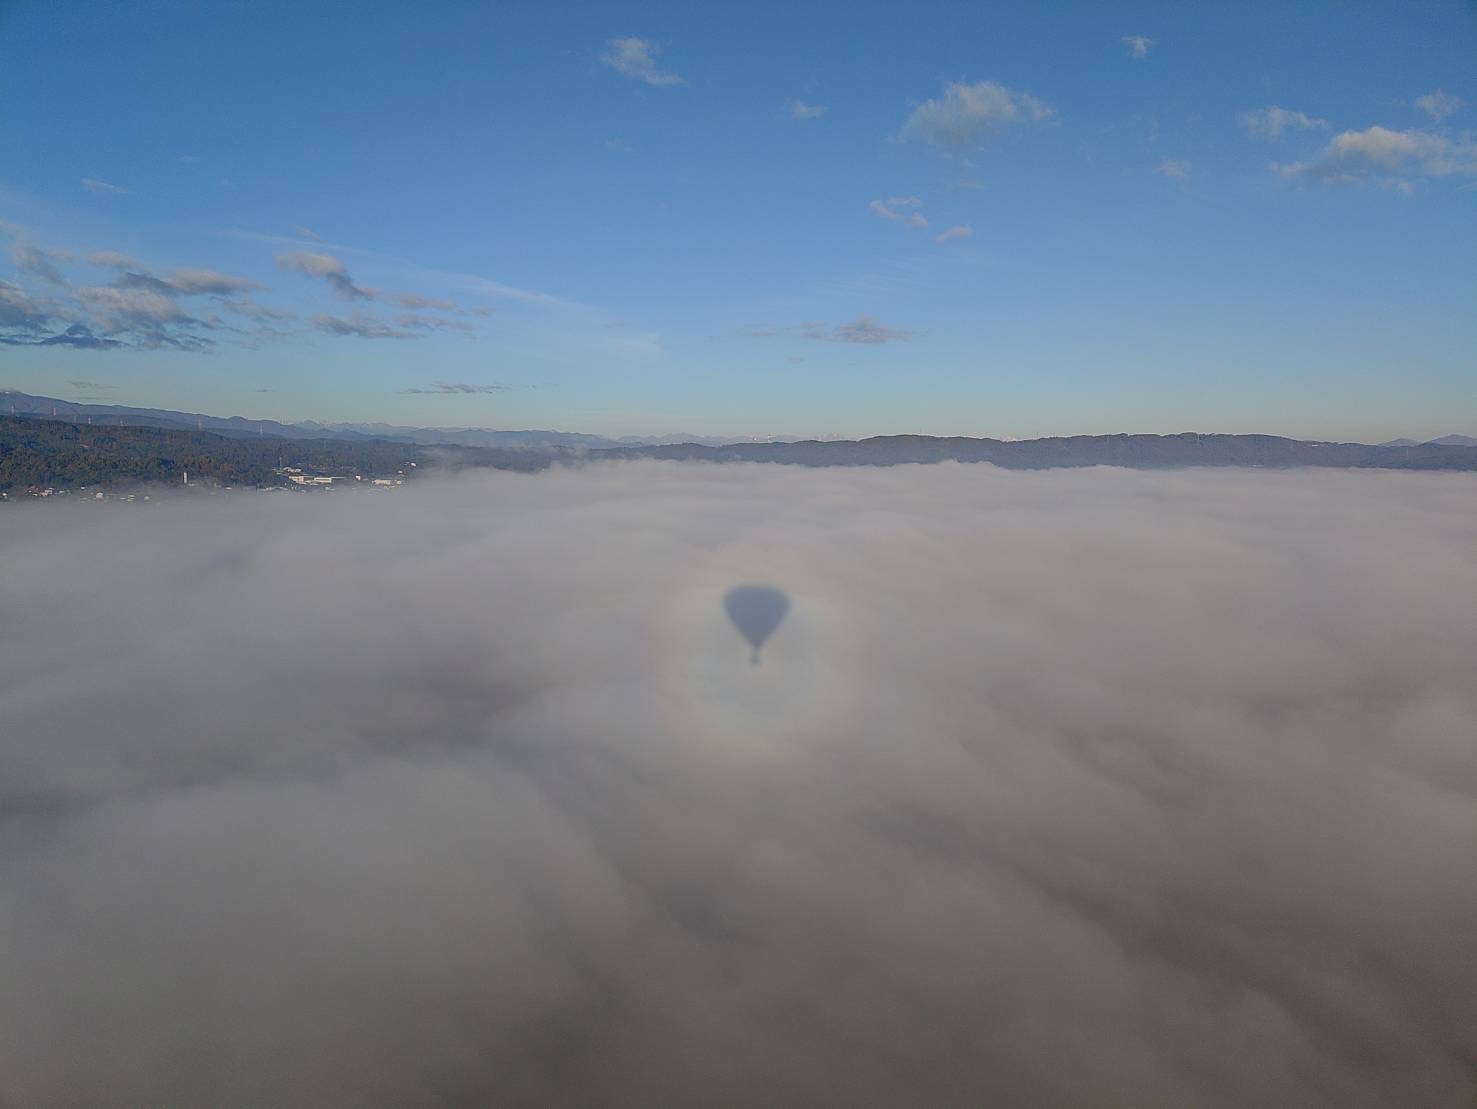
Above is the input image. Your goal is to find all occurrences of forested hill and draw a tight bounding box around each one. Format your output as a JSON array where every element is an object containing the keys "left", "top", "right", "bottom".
[{"left": 0, "top": 415, "right": 550, "bottom": 491}]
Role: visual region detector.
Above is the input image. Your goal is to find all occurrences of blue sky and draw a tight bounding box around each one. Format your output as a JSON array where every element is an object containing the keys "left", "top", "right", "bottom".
[{"left": 1, "top": 0, "right": 1473, "bottom": 440}]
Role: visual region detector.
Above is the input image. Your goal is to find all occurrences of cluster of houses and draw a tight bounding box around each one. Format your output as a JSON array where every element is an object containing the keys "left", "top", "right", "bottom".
[{"left": 278, "top": 466, "right": 407, "bottom": 488}]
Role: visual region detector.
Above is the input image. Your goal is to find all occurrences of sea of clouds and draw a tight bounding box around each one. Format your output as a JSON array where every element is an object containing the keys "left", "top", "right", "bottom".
[{"left": 1, "top": 461, "right": 1474, "bottom": 1107}]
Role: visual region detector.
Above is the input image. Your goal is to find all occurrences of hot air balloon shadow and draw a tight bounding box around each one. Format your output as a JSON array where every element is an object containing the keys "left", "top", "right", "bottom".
[{"left": 723, "top": 585, "right": 791, "bottom": 665}]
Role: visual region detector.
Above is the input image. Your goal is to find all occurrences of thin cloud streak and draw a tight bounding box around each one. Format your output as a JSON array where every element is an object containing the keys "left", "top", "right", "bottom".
[
  {"left": 398, "top": 381, "right": 511, "bottom": 394},
  {"left": 222, "top": 229, "right": 566, "bottom": 309},
  {"left": 80, "top": 177, "right": 129, "bottom": 195}
]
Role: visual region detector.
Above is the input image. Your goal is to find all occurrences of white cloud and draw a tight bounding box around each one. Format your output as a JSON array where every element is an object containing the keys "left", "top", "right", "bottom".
[
  {"left": 1121, "top": 34, "right": 1155, "bottom": 58},
  {"left": 1416, "top": 89, "right": 1463, "bottom": 122},
  {"left": 602, "top": 36, "right": 684, "bottom": 86},
  {"left": 1276, "top": 125, "right": 1477, "bottom": 186},
  {"left": 935, "top": 224, "right": 973, "bottom": 244},
  {"left": 80, "top": 177, "right": 129, "bottom": 195},
  {"left": 868, "top": 200, "right": 928, "bottom": 229},
  {"left": 790, "top": 100, "right": 827, "bottom": 120},
  {"left": 1239, "top": 105, "right": 1329, "bottom": 140},
  {"left": 1157, "top": 157, "right": 1191, "bottom": 181},
  {"left": 886, "top": 195, "right": 922, "bottom": 207},
  {"left": 900, "top": 80, "right": 1053, "bottom": 150}
]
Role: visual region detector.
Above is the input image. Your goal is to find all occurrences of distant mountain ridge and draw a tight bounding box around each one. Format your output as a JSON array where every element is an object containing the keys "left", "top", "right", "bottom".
[
  {"left": 1380, "top": 434, "right": 1476, "bottom": 447},
  {"left": 6, "top": 390, "right": 1472, "bottom": 454},
  {"left": 600, "top": 433, "right": 1477, "bottom": 472},
  {"left": 0, "top": 391, "right": 750, "bottom": 450}
]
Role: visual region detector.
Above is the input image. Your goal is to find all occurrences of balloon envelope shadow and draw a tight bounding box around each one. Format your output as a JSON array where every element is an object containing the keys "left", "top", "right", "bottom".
[{"left": 723, "top": 585, "right": 791, "bottom": 665}]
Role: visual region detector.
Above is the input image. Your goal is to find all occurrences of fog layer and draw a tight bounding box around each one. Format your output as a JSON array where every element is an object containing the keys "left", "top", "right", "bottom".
[{"left": 2, "top": 463, "right": 1475, "bottom": 1107}]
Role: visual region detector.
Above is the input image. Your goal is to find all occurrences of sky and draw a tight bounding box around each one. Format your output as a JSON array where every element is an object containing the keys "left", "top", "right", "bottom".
[{"left": 0, "top": 0, "right": 1473, "bottom": 441}]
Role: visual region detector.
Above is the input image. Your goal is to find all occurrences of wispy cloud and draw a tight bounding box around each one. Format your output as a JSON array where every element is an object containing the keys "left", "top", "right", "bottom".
[
  {"left": 900, "top": 81, "right": 1053, "bottom": 150},
  {"left": 220, "top": 298, "right": 296, "bottom": 323},
  {"left": 602, "top": 36, "right": 684, "bottom": 86},
  {"left": 395, "top": 312, "right": 474, "bottom": 335},
  {"left": 87, "top": 251, "right": 142, "bottom": 270},
  {"left": 1121, "top": 34, "right": 1155, "bottom": 59},
  {"left": 68, "top": 379, "right": 118, "bottom": 390},
  {"left": 167, "top": 269, "right": 265, "bottom": 296},
  {"left": 277, "top": 251, "right": 377, "bottom": 300},
  {"left": 80, "top": 177, "right": 130, "bottom": 195},
  {"left": 224, "top": 229, "right": 566, "bottom": 310},
  {"left": 394, "top": 293, "right": 460, "bottom": 312},
  {"left": 790, "top": 100, "right": 827, "bottom": 120},
  {"left": 312, "top": 312, "right": 413, "bottom": 340},
  {"left": 1240, "top": 105, "right": 1328, "bottom": 140},
  {"left": 1415, "top": 89, "right": 1463, "bottom": 122},
  {"left": 0, "top": 280, "right": 60, "bottom": 334},
  {"left": 801, "top": 315, "right": 913, "bottom": 344},
  {"left": 11, "top": 243, "right": 70, "bottom": 286},
  {"left": 598, "top": 330, "right": 664, "bottom": 361},
  {"left": 1157, "top": 157, "right": 1191, "bottom": 181},
  {"left": 935, "top": 224, "right": 973, "bottom": 244},
  {"left": 398, "top": 382, "right": 510, "bottom": 394},
  {"left": 868, "top": 199, "right": 928, "bottom": 229}
]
